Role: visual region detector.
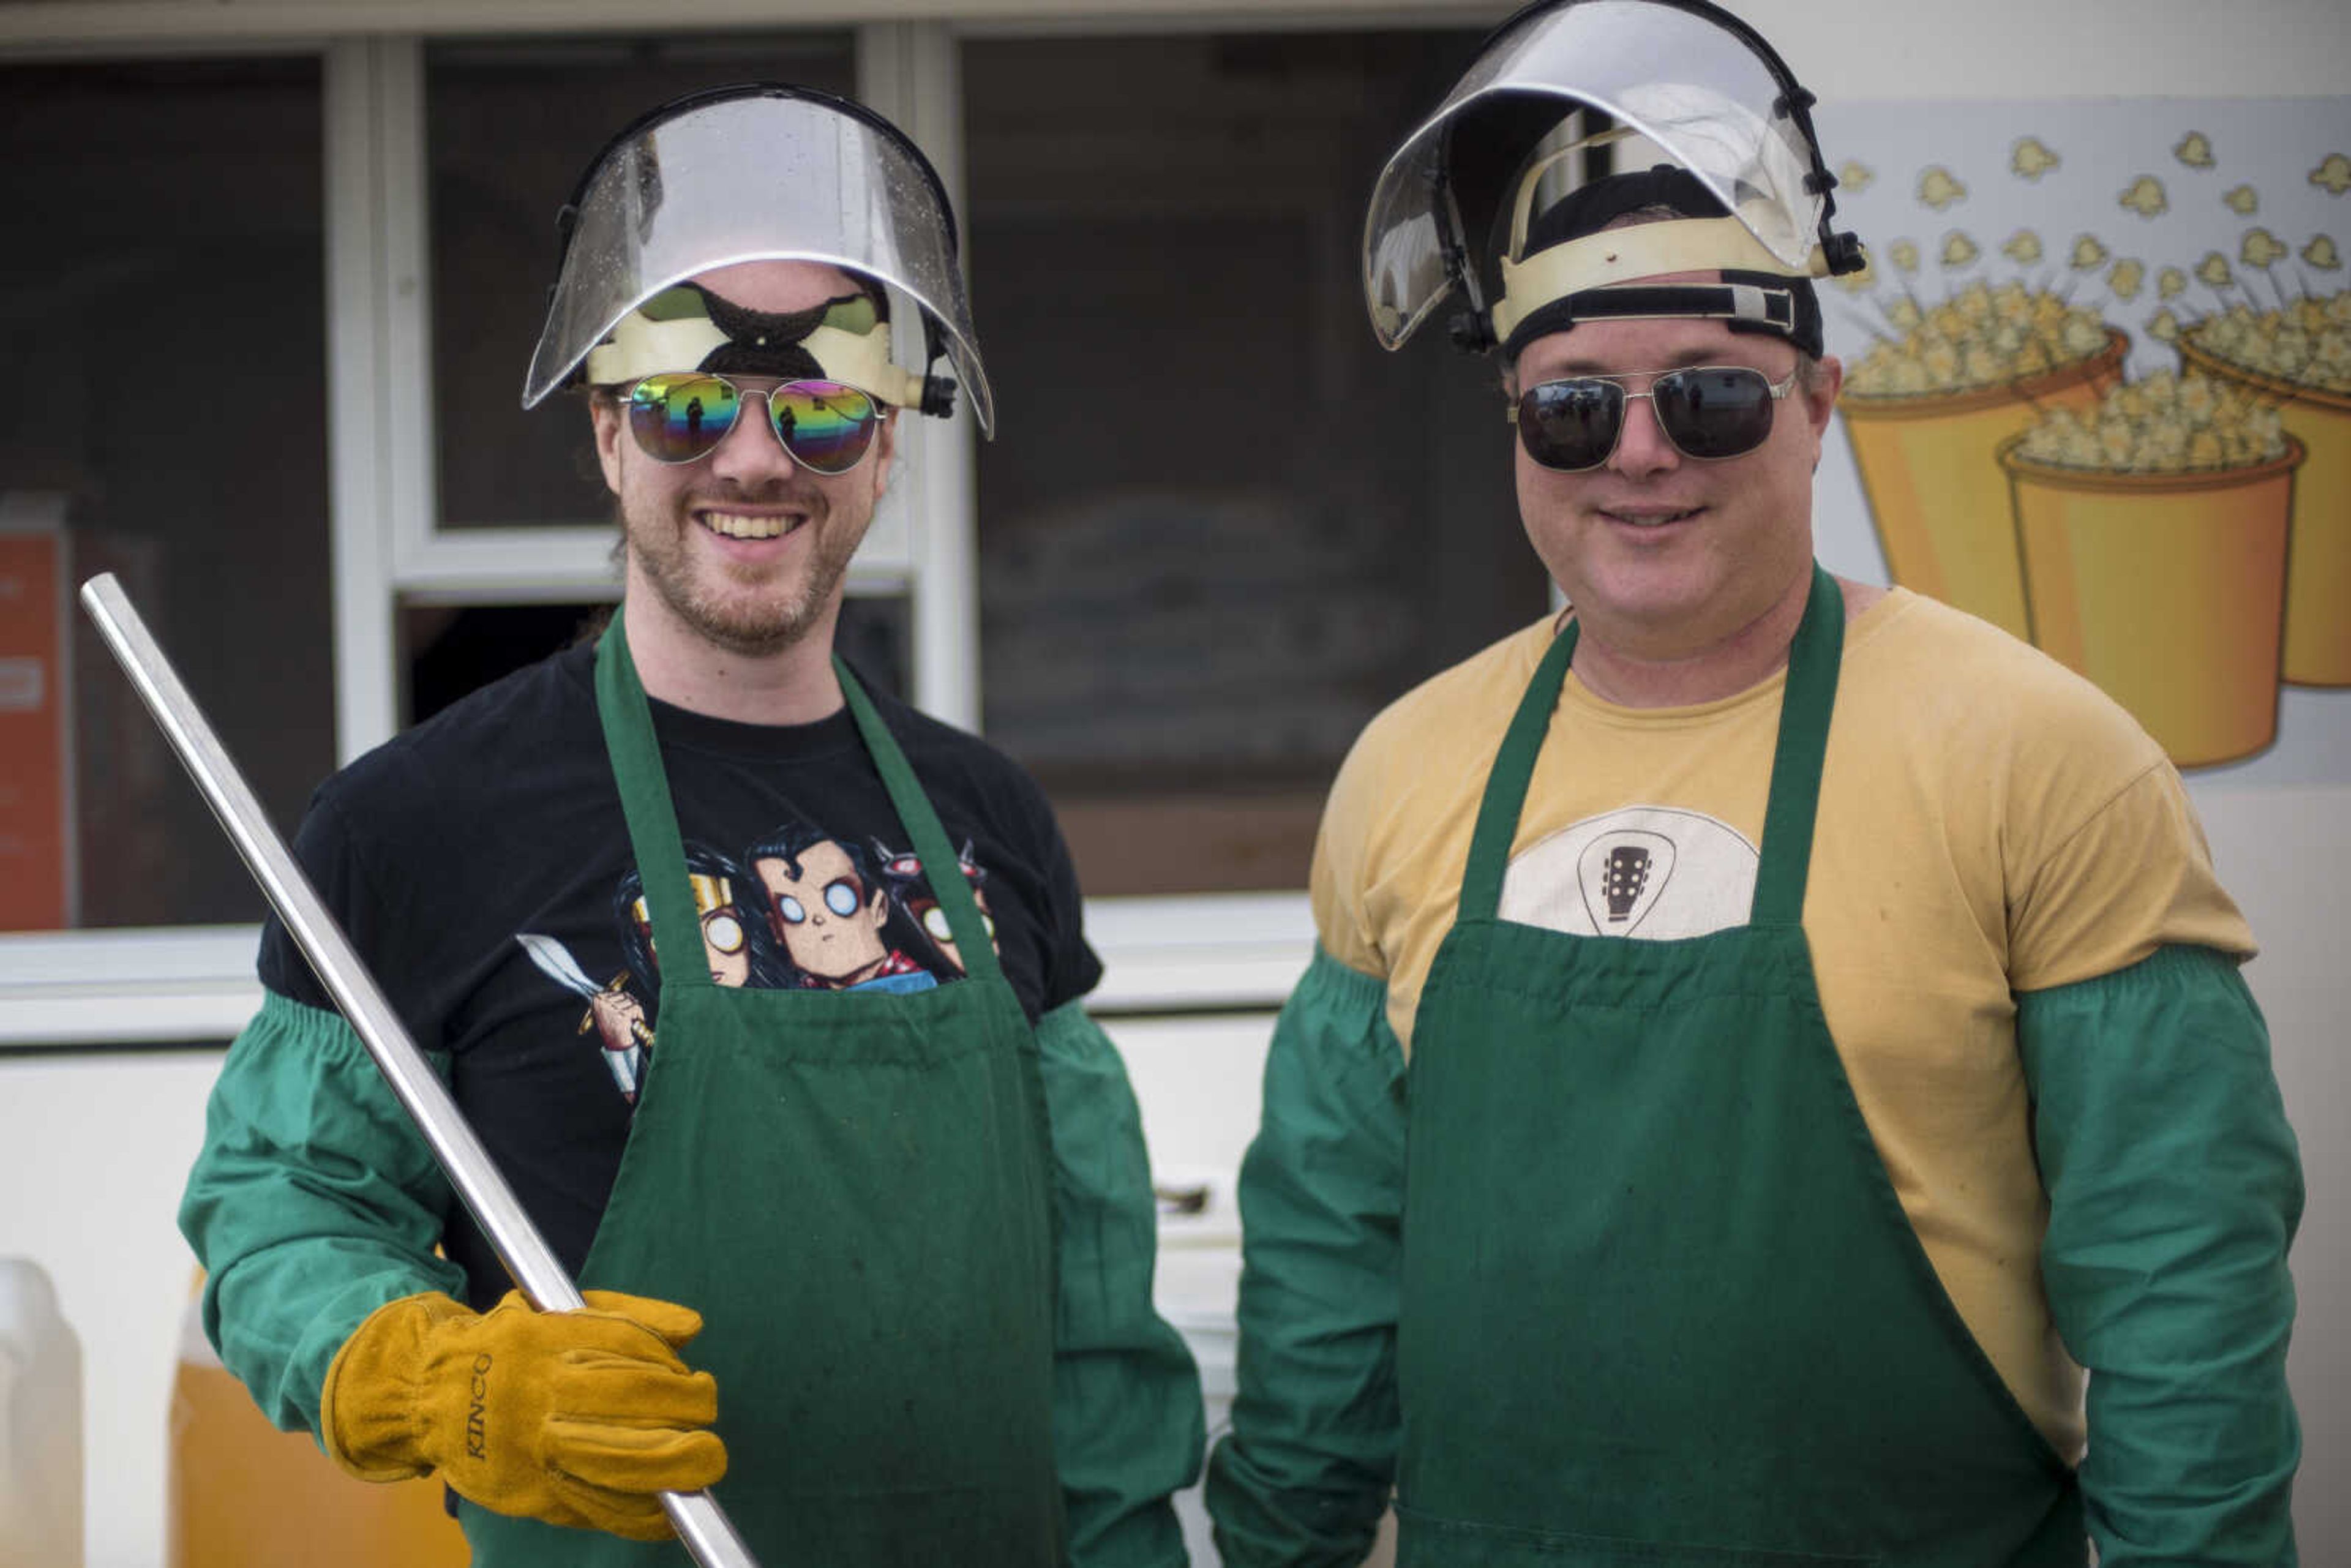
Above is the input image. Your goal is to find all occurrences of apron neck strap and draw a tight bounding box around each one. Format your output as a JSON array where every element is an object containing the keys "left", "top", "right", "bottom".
[
  {"left": 1458, "top": 622, "right": 1578, "bottom": 923},
  {"left": 831, "top": 654, "right": 1007, "bottom": 986},
  {"left": 1750, "top": 565, "right": 1843, "bottom": 926},
  {"left": 596, "top": 613, "right": 711, "bottom": 993},
  {"left": 1457, "top": 563, "right": 1844, "bottom": 929}
]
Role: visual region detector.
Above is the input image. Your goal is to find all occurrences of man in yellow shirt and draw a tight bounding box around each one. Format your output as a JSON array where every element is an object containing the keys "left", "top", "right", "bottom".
[{"left": 1204, "top": 3, "right": 2303, "bottom": 1564}]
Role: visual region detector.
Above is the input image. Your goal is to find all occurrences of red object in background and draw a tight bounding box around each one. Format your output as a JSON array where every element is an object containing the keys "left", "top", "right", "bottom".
[{"left": 0, "top": 525, "right": 69, "bottom": 929}]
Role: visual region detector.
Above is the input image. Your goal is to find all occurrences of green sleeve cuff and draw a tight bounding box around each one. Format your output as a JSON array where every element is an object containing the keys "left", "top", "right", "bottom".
[
  {"left": 1037, "top": 998, "right": 1207, "bottom": 1568},
  {"left": 2021, "top": 945, "right": 2303, "bottom": 1566},
  {"left": 1207, "top": 947, "right": 1404, "bottom": 1568},
  {"left": 178, "top": 989, "right": 467, "bottom": 1438}
]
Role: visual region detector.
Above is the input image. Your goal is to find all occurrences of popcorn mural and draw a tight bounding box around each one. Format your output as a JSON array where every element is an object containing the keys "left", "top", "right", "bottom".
[{"left": 1824, "top": 101, "right": 2350, "bottom": 770}]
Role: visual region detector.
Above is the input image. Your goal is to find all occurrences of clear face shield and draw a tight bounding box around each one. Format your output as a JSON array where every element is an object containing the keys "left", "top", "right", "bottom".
[
  {"left": 1362, "top": 0, "right": 1862, "bottom": 353},
  {"left": 523, "top": 85, "right": 995, "bottom": 435}
]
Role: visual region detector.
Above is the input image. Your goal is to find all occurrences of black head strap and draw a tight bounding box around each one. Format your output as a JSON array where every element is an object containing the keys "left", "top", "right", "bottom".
[{"left": 1523, "top": 165, "right": 1731, "bottom": 253}]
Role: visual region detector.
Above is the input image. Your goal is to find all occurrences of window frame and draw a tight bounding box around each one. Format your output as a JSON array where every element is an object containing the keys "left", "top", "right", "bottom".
[{"left": 0, "top": 36, "right": 343, "bottom": 1047}]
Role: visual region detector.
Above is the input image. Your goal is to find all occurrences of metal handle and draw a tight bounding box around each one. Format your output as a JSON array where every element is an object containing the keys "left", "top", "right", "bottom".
[{"left": 79, "top": 573, "right": 762, "bottom": 1568}]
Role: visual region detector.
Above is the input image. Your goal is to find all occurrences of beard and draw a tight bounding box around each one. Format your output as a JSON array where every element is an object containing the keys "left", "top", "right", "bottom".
[{"left": 617, "top": 480, "right": 872, "bottom": 658}]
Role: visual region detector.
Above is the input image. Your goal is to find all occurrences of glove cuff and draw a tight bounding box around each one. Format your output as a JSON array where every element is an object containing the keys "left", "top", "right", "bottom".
[{"left": 320, "top": 1290, "right": 469, "bottom": 1482}]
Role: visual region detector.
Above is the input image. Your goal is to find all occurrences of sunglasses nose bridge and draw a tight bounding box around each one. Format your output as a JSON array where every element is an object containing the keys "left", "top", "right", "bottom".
[
  {"left": 706, "top": 383, "right": 809, "bottom": 473},
  {"left": 1608, "top": 384, "right": 1685, "bottom": 469}
]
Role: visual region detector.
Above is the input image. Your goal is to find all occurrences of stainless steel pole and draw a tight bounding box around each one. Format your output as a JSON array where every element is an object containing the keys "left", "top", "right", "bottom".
[{"left": 80, "top": 573, "right": 762, "bottom": 1568}]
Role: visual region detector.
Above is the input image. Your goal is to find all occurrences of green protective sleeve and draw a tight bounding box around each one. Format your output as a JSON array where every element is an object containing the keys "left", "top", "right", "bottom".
[
  {"left": 1037, "top": 998, "right": 1207, "bottom": 1568},
  {"left": 2020, "top": 944, "right": 2304, "bottom": 1567},
  {"left": 1205, "top": 948, "right": 1406, "bottom": 1568},
  {"left": 178, "top": 989, "right": 467, "bottom": 1439}
]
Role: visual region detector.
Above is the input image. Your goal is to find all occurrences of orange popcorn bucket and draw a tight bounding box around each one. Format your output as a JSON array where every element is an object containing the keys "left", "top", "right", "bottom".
[
  {"left": 2178, "top": 329, "right": 2351, "bottom": 686},
  {"left": 1997, "top": 433, "right": 2303, "bottom": 769},
  {"left": 1839, "top": 328, "right": 2129, "bottom": 642}
]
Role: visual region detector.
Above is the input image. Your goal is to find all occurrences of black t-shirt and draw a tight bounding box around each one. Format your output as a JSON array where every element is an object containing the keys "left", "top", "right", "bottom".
[{"left": 259, "top": 639, "right": 1100, "bottom": 1298}]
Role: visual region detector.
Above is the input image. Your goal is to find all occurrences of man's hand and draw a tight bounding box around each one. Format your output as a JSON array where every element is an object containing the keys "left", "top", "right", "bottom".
[
  {"left": 587, "top": 985, "right": 651, "bottom": 1054},
  {"left": 321, "top": 1288, "right": 726, "bottom": 1540}
]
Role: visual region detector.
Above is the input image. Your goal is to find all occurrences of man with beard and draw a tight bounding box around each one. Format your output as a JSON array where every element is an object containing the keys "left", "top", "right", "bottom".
[{"left": 180, "top": 84, "right": 1202, "bottom": 1568}]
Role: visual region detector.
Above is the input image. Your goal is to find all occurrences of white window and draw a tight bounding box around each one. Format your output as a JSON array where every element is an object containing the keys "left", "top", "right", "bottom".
[{"left": 0, "top": 56, "right": 333, "bottom": 935}]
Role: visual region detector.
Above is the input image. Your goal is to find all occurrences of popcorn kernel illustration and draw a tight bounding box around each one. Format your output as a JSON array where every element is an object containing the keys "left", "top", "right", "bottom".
[
  {"left": 2149, "top": 309, "right": 2182, "bottom": 343},
  {"left": 2119, "top": 176, "right": 2169, "bottom": 218},
  {"left": 1918, "top": 166, "right": 1968, "bottom": 210},
  {"left": 2069, "top": 234, "right": 2110, "bottom": 270},
  {"left": 2306, "top": 235, "right": 2343, "bottom": 271},
  {"left": 2312, "top": 154, "right": 2351, "bottom": 197},
  {"left": 2174, "top": 131, "right": 2216, "bottom": 169},
  {"left": 2110, "top": 259, "right": 2147, "bottom": 300},
  {"left": 2224, "top": 184, "right": 2260, "bottom": 216},
  {"left": 2001, "top": 230, "right": 2044, "bottom": 264},
  {"left": 2241, "top": 228, "right": 2289, "bottom": 269},
  {"left": 2159, "top": 266, "right": 2191, "bottom": 300},
  {"left": 2015, "top": 369, "right": 2286, "bottom": 474},
  {"left": 2190, "top": 293, "right": 2351, "bottom": 396},
  {"left": 1847, "top": 282, "right": 2110, "bottom": 397},
  {"left": 1942, "top": 231, "right": 1982, "bottom": 268},
  {"left": 1837, "top": 159, "right": 1875, "bottom": 193},
  {"left": 1891, "top": 239, "right": 1922, "bottom": 274},
  {"left": 2011, "top": 137, "right": 2061, "bottom": 181},
  {"left": 2197, "top": 252, "right": 2237, "bottom": 289}
]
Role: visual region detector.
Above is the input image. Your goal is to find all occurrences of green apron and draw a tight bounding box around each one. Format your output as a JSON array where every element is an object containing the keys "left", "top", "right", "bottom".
[
  {"left": 461, "top": 617, "right": 1067, "bottom": 1567},
  {"left": 1395, "top": 566, "right": 2083, "bottom": 1567}
]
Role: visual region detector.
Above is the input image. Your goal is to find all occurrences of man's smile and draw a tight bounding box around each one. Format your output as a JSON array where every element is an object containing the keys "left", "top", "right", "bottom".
[
  {"left": 1596, "top": 503, "right": 1706, "bottom": 530},
  {"left": 698, "top": 509, "right": 806, "bottom": 541}
]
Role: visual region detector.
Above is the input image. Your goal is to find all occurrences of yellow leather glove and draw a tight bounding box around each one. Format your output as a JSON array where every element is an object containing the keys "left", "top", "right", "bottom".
[{"left": 321, "top": 1288, "right": 727, "bottom": 1540}]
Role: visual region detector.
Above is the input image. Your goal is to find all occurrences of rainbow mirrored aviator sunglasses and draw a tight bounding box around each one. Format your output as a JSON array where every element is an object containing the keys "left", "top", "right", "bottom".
[
  {"left": 1509, "top": 364, "right": 1801, "bottom": 472},
  {"left": 624, "top": 373, "right": 884, "bottom": 474}
]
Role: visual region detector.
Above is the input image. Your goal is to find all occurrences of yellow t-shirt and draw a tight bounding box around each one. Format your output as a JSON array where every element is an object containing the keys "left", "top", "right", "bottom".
[{"left": 1311, "top": 587, "right": 2254, "bottom": 1459}]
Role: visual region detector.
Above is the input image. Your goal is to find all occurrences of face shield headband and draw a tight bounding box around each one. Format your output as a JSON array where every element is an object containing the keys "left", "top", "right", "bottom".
[
  {"left": 1494, "top": 162, "right": 1828, "bottom": 359},
  {"left": 584, "top": 282, "right": 926, "bottom": 407},
  {"left": 523, "top": 83, "right": 993, "bottom": 433},
  {"left": 1360, "top": 0, "right": 1865, "bottom": 356}
]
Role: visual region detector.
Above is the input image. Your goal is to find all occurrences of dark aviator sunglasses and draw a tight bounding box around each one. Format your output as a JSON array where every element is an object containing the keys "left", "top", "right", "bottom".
[{"left": 1510, "top": 364, "right": 1802, "bottom": 471}]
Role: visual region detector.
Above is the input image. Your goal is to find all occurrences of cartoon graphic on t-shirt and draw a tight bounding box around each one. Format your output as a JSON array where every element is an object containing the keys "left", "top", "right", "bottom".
[
  {"left": 516, "top": 842, "right": 790, "bottom": 1103},
  {"left": 519, "top": 828, "right": 999, "bottom": 1103},
  {"left": 745, "top": 822, "right": 939, "bottom": 995},
  {"left": 616, "top": 842, "right": 792, "bottom": 995},
  {"left": 515, "top": 930, "right": 651, "bottom": 1100},
  {"left": 876, "top": 838, "right": 999, "bottom": 975}
]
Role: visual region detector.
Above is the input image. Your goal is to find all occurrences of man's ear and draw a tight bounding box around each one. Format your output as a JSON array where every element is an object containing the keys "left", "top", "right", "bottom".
[
  {"left": 1801, "top": 354, "right": 1844, "bottom": 434},
  {"left": 870, "top": 408, "right": 899, "bottom": 500},
  {"left": 588, "top": 393, "right": 627, "bottom": 494},
  {"left": 1798, "top": 353, "right": 1842, "bottom": 471}
]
